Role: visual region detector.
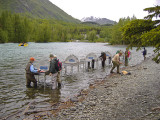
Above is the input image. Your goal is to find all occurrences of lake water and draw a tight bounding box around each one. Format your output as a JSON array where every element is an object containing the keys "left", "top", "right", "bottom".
[{"left": 0, "top": 42, "right": 154, "bottom": 119}]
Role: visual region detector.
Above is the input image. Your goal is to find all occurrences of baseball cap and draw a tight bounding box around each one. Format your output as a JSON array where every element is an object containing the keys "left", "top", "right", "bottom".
[
  {"left": 30, "top": 57, "right": 35, "bottom": 61},
  {"left": 53, "top": 54, "right": 57, "bottom": 58}
]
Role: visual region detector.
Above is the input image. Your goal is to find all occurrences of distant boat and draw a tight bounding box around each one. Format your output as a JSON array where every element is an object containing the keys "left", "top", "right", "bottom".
[{"left": 18, "top": 43, "right": 28, "bottom": 46}]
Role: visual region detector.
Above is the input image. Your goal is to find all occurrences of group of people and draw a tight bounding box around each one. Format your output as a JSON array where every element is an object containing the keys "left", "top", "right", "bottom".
[
  {"left": 100, "top": 47, "right": 147, "bottom": 74},
  {"left": 99, "top": 50, "right": 127, "bottom": 74},
  {"left": 25, "top": 54, "right": 61, "bottom": 89},
  {"left": 25, "top": 47, "right": 147, "bottom": 89}
]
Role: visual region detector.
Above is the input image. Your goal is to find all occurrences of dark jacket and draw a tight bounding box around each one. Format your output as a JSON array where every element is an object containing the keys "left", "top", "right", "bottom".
[
  {"left": 100, "top": 52, "right": 106, "bottom": 61},
  {"left": 143, "top": 49, "right": 147, "bottom": 55},
  {"left": 49, "top": 58, "right": 57, "bottom": 74}
]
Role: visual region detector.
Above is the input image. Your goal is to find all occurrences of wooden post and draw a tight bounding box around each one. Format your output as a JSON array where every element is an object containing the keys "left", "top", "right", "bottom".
[
  {"left": 44, "top": 75, "right": 46, "bottom": 90},
  {"left": 92, "top": 59, "right": 95, "bottom": 69},
  {"left": 65, "top": 65, "right": 67, "bottom": 74},
  {"left": 78, "top": 63, "right": 79, "bottom": 72},
  {"left": 71, "top": 65, "right": 73, "bottom": 74}
]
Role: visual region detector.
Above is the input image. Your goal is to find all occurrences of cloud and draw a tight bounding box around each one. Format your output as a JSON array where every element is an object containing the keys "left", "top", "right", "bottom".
[{"left": 50, "top": 0, "right": 155, "bottom": 22}]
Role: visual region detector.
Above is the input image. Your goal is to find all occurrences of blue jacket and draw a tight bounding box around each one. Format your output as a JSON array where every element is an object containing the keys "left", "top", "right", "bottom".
[
  {"left": 30, "top": 64, "right": 38, "bottom": 73},
  {"left": 25, "top": 62, "right": 38, "bottom": 74}
]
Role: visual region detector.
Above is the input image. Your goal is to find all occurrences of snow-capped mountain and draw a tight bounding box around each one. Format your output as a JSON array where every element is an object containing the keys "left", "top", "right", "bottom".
[{"left": 81, "top": 16, "right": 116, "bottom": 25}]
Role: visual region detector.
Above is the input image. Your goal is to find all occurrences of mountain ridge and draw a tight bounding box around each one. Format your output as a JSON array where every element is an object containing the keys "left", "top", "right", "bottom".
[{"left": 0, "top": 0, "right": 80, "bottom": 23}]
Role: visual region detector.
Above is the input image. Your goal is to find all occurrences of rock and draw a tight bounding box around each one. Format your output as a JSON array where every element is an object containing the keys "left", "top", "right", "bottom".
[
  {"left": 29, "top": 106, "right": 35, "bottom": 109},
  {"left": 88, "top": 101, "right": 96, "bottom": 106},
  {"left": 70, "top": 107, "right": 77, "bottom": 111},
  {"left": 142, "top": 100, "right": 147, "bottom": 104},
  {"left": 151, "top": 107, "right": 160, "bottom": 111},
  {"left": 70, "top": 97, "right": 79, "bottom": 102},
  {"left": 62, "top": 111, "right": 67, "bottom": 116},
  {"left": 83, "top": 110, "right": 88, "bottom": 113}
]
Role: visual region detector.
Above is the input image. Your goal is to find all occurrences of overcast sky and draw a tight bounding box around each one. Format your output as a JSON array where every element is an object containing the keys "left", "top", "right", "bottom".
[{"left": 50, "top": 0, "right": 158, "bottom": 22}]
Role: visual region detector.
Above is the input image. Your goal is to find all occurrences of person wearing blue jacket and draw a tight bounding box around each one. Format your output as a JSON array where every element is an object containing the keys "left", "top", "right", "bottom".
[{"left": 25, "top": 57, "right": 40, "bottom": 88}]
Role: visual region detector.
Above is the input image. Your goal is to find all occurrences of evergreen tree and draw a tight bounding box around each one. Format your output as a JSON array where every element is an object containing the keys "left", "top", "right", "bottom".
[
  {"left": 122, "top": 6, "right": 160, "bottom": 63},
  {"left": 0, "top": 28, "right": 8, "bottom": 43},
  {"left": 87, "top": 30, "right": 97, "bottom": 42},
  {"left": 110, "top": 17, "right": 133, "bottom": 45}
]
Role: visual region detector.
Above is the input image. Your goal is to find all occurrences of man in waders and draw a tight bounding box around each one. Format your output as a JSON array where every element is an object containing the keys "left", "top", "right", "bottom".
[
  {"left": 45, "top": 54, "right": 58, "bottom": 89},
  {"left": 53, "top": 55, "right": 62, "bottom": 88},
  {"left": 110, "top": 52, "right": 122, "bottom": 74},
  {"left": 99, "top": 52, "right": 106, "bottom": 68},
  {"left": 25, "top": 57, "right": 40, "bottom": 88}
]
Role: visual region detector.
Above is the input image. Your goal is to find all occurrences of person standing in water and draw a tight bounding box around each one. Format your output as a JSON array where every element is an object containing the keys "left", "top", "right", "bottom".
[
  {"left": 25, "top": 57, "right": 40, "bottom": 88},
  {"left": 45, "top": 54, "right": 58, "bottom": 89},
  {"left": 53, "top": 55, "right": 62, "bottom": 88},
  {"left": 99, "top": 52, "right": 106, "bottom": 68}
]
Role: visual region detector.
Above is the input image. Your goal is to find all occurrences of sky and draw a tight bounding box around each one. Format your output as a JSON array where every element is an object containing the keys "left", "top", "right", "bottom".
[{"left": 50, "top": 0, "right": 159, "bottom": 22}]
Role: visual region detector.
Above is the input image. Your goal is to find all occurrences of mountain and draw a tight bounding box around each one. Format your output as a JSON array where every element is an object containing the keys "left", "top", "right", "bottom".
[
  {"left": 0, "top": 0, "right": 80, "bottom": 23},
  {"left": 81, "top": 16, "right": 116, "bottom": 25}
]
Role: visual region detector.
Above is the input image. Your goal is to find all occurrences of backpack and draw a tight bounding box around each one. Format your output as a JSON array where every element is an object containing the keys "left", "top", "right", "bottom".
[{"left": 55, "top": 59, "right": 62, "bottom": 71}]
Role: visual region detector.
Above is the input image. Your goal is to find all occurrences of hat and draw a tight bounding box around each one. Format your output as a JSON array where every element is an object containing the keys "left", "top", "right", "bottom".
[
  {"left": 49, "top": 54, "right": 54, "bottom": 58},
  {"left": 119, "top": 50, "right": 122, "bottom": 54},
  {"left": 53, "top": 54, "right": 57, "bottom": 58},
  {"left": 30, "top": 57, "right": 35, "bottom": 61}
]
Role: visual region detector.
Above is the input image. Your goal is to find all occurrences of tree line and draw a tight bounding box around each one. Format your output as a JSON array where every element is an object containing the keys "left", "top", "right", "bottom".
[
  {"left": 122, "top": 6, "right": 160, "bottom": 63},
  {"left": 0, "top": 11, "right": 102, "bottom": 43},
  {"left": 0, "top": 11, "right": 138, "bottom": 44}
]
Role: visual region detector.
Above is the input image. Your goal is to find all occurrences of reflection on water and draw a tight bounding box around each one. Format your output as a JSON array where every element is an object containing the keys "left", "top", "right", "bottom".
[
  {"left": 0, "top": 42, "right": 154, "bottom": 119},
  {"left": 64, "top": 75, "right": 78, "bottom": 83},
  {"left": 25, "top": 87, "right": 61, "bottom": 103}
]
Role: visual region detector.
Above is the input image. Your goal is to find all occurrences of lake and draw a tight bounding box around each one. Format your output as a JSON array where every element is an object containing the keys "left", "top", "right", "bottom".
[{"left": 0, "top": 42, "right": 154, "bottom": 119}]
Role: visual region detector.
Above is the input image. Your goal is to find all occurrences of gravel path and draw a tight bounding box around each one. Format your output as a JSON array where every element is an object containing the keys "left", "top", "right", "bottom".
[{"left": 54, "top": 56, "right": 160, "bottom": 120}]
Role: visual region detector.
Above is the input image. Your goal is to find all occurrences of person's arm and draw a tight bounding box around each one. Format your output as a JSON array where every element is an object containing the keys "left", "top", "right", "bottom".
[{"left": 30, "top": 64, "right": 38, "bottom": 73}]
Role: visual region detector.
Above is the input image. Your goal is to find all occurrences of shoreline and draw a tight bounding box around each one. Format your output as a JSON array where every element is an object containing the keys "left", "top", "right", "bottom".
[
  {"left": 7, "top": 55, "right": 160, "bottom": 120},
  {"left": 54, "top": 55, "right": 160, "bottom": 120}
]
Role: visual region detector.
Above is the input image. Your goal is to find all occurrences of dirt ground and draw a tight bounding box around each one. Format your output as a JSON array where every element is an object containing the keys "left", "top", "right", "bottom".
[{"left": 54, "top": 56, "right": 160, "bottom": 120}]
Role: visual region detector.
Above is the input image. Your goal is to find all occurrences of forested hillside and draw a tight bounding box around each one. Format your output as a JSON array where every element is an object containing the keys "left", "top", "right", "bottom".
[
  {"left": 0, "top": 0, "right": 80, "bottom": 23},
  {"left": 0, "top": 0, "right": 140, "bottom": 44},
  {"left": 0, "top": 11, "right": 138, "bottom": 44},
  {"left": 0, "top": 11, "right": 104, "bottom": 43}
]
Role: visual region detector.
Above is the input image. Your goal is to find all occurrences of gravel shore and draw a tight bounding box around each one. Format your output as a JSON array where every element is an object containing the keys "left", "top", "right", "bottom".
[{"left": 53, "top": 56, "right": 160, "bottom": 120}]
